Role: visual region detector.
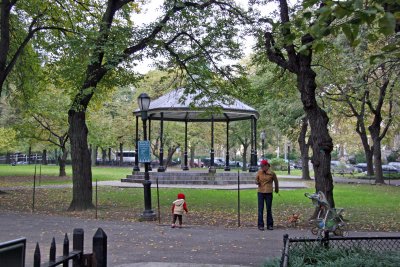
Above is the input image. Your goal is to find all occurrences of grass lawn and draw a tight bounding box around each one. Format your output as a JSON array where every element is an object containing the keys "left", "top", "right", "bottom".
[
  {"left": 0, "top": 164, "right": 305, "bottom": 186},
  {"left": 1, "top": 165, "right": 399, "bottom": 231},
  {"left": 0, "top": 164, "right": 132, "bottom": 185}
]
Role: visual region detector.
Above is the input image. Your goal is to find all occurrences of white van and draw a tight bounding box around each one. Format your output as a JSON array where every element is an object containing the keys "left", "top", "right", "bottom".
[
  {"left": 388, "top": 162, "right": 400, "bottom": 170},
  {"left": 115, "top": 151, "right": 136, "bottom": 163}
]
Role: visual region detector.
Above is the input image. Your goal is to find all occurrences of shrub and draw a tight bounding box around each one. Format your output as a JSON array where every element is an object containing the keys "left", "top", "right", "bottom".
[
  {"left": 263, "top": 248, "right": 400, "bottom": 266},
  {"left": 269, "top": 158, "right": 287, "bottom": 171}
]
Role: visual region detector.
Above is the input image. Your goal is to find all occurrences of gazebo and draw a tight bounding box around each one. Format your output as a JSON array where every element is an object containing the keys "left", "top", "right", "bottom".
[{"left": 132, "top": 88, "right": 260, "bottom": 173}]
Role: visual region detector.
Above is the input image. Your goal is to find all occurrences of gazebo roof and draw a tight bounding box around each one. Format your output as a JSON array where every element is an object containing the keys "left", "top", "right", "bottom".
[{"left": 134, "top": 88, "right": 259, "bottom": 122}]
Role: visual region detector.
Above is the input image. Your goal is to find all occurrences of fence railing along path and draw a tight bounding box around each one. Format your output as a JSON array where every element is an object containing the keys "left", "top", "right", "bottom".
[{"left": 0, "top": 228, "right": 107, "bottom": 267}]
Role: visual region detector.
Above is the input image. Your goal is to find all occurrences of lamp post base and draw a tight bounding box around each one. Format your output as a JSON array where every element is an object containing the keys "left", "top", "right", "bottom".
[
  {"left": 139, "top": 210, "right": 157, "bottom": 221},
  {"left": 208, "top": 166, "right": 216, "bottom": 174},
  {"left": 133, "top": 166, "right": 140, "bottom": 172},
  {"left": 157, "top": 166, "right": 165, "bottom": 172},
  {"left": 249, "top": 166, "right": 258, "bottom": 172}
]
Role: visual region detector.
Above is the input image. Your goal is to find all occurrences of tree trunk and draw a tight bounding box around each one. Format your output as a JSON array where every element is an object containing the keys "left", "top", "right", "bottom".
[
  {"left": 6, "top": 152, "right": 11, "bottom": 164},
  {"left": 108, "top": 147, "right": 112, "bottom": 162},
  {"left": 68, "top": 110, "right": 94, "bottom": 211},
  {"left": 101, "top": 148, "right": 107, "bottom": 164},
  {"left": 189, "top": 146, "right": 195, "bottom": 168},
  {"left": 119, "top": 143, "right": 123, "bottom": 166},
  {"left": 358, "top": 130, "right": 374, "bottom": 176},
  {"left": 370, "top": 126, "right": 384, "bottom": 184},
  {"left": 91, "top": 145, "right": 97, "bottom": 167},
  {"left": 298, "top": 118, "right": 311, "bottom": 180},
  {"left": 28, "top": 146, "right": 32, "bottom": 164},
  {"left": 164, "top": 145, "right": 179, "bottom": 171},
  {"left": 58, "top": 148, "right": 68, "bottom": 177},
  {"left": 372, "top": 138, "right": 384, "bottom": 184},
  {"left": 242, "top": 143, "right": 249, "bottom": 171},
  {"left": 298, "top": 57, "right": 334, "bottom": 208},
  {"left": 42, "top": 149, "right": 48, "bottom": 165}
]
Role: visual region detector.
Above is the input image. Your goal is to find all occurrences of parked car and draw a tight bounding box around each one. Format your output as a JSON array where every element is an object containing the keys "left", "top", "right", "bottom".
[
  {"left": 193, "top": 161, "right": 204, "bottom": 168},
  {"left": 229, "top": 161, "right": 243, "bottom": 167},
  {"left": 382, "top": 165, "right": 400, "bottom": 174},
  {"left": 388, "top": 162, "right": 400, "bottom": 171},
  {"left": 355, "top": 163, "right": 368, "bottom": 172},
  {"left": 292, "top": 161, "right": 302, "bottom": 170},
  {"left": 331, "top": 161, "right": 359, "bottom": 175},
  {"left": 202, "top": 158, "right": 225, "bottom": 167}
]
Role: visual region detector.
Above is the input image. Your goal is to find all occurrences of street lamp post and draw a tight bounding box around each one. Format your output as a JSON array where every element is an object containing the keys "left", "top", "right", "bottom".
[
  {"left": 287, "top": 144, "right": 291, "bottom": 175},
  {"left": 260, "top": 130, "right": 266, "bottom": 159},
  {"left": 138, "top": 93, "right": 156, "bottom": 221}
]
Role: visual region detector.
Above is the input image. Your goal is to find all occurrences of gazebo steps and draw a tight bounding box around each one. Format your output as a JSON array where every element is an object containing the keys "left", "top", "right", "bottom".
[
  {"left": 122, "top": 171, "right": 256, "bottom": 185},
  {"left": 122, "top": 178, "right": 255, "bottom": 185}
]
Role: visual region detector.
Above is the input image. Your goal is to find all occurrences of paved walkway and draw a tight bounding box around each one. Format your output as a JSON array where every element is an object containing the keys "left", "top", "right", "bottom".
[
  {"left": 1, "top": 174, "right": 399, "bottom": 192},
  {"left": 1, "top": 211, "right": 399, "bottom": 267},
  {"left": 1, "top": 174, "right": 399, "bottom": 266}
]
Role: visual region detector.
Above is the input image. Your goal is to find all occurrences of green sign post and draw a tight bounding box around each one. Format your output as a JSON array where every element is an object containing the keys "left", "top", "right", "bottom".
[{"left": 138, "top": 140, "right": 151, "bottom": 163}]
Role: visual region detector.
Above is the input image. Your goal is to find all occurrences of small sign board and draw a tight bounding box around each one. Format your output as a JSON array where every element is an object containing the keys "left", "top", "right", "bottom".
[{"left": 138, "top": 141, "right": 151, "bottom": 163}]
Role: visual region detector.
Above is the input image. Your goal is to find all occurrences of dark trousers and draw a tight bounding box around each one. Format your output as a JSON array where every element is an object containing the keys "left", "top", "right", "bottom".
[
  {"left": 258, "top": 192, "right": 273, "bottom": 227},
  {"left": 172, "top": 214, "right": 183, "bottom": 225}
]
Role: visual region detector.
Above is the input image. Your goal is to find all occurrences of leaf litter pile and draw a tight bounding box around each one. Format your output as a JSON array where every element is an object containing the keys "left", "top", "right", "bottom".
[{"left": 0, "top": 176, "right": 399, "bottom": 231}]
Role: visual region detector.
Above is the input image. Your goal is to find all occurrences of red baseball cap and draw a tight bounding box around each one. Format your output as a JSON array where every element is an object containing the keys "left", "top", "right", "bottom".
[{"left": 260, "top": 159, "right": 269, "bottom": 166}]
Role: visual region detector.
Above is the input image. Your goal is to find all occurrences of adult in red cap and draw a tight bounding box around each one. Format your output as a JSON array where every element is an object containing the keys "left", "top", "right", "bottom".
[{"left": 255, "top": 159, "right": 279, "bottom": 231}]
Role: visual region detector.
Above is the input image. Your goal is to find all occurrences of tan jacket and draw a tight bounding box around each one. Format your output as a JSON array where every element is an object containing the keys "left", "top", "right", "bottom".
[
  {"left": 255, "top": 169, "right": 279, "bottom": 193},
  {"left": 172, "top": 199, "right": 186, "bottom": 215}
]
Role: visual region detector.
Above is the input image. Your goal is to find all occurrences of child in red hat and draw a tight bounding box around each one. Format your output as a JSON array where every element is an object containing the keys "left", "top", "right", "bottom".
[{"left": 171, "top": 193, "right": 188, "bottom": 228}]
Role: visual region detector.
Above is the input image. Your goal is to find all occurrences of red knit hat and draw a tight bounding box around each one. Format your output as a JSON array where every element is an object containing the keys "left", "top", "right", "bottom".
[
  {"left": 177, "top": 193, "right": 185, "bottom": 199},
  {"left": 260, "top": 159, "right": 269, "bottom": 166}
]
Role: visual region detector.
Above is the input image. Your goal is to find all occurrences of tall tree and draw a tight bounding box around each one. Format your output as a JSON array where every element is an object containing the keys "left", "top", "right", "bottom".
[
  {"left": 65, "top": 0, "right": 247, "bottom": 210},
  {"left": 253, "top": 0, "right": 336, "bottom": 206}
]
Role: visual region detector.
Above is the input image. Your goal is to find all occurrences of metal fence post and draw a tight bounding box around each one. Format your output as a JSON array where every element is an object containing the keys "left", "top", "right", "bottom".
[
  {"left": 50, "top": 237, "right": 56, "bottom": 263},
  {"left": 280, "top": 234, "right": 289, "bottom": 267},
  {"left": 93, "top": 228, "right": 107, "bottom": 267},
  {"left": 323, "top": 230, "right": 330, "bottom": 249},
  {"left": 34, "top": 243, "right": 41, "bottom": 267},
  {"left": 73, "top": 228, "right": 84, "bottom": 267},
  {"left": 63, "top": 233, "right": 69, "bottom": 267}
]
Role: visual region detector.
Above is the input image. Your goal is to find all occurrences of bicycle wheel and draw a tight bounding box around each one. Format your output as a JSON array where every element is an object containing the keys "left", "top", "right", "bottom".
[
  {"left": 311, "top": 227, "right": 320, "bottom": 236},
  {"left": 333, "top": 225, "right": 349, "bottom": 236}
]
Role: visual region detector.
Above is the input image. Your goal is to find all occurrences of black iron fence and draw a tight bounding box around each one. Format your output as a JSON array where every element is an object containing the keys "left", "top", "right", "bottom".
[
  {"left": 0, "top": 228, "right": 106, "bottom": 267},
  {"left": 280, "top": 233, "right": 400, "bottom": 267}
]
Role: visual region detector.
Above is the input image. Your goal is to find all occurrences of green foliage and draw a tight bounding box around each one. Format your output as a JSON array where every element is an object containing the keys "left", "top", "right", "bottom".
[
  {"left": 387, "top": 150, "right": 400, "bottom": 162},
  {"left": 301, "top": 0, "right": 399, "bottom": 59},
  {"left": 354, "top": 151, "right": 367, "bottom": 163},
  {"left": 285, "top": 247, "right": 400, "bottom": 267},
  {"left": 0, "top": 128, "right": 17, "bottom": 153},
  {"left": 269, "top": 158, "right": 287, "bottom": 171}
]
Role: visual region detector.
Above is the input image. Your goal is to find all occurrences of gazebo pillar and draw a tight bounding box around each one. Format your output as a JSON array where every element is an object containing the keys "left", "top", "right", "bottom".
[
  {"left": 157, "top": 112, "right": 165, "bottom": 172},
  {"left": 182, "top": 117, "right": 189, "bottom": 171},
  {"left": 224, "top": 119, "right": 230, "bottom": 171},
  {"left": 148, "top": 118, "right": 152, "bottom": 171},
  {"left": 133, "top": 116, "right": 140, "bottom": 172},
  {"left": 209, "top": 115, "right": 216, "bottom": 173},
  {"left": 254, "top": 117, "right": 258, "bottom": 167},
  {"left": 249, "top": 115, "right": 258, "bottom": 172}
]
